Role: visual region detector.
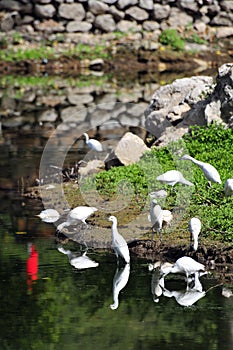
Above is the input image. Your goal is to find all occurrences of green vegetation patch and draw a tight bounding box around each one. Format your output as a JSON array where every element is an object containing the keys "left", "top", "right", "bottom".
[{"left": 81, "top": 123, "right": 233, "bottom": 242}]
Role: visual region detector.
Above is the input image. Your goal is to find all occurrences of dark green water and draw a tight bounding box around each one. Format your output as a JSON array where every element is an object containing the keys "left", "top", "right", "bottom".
[{"left": 1, "top": 209, "right": 233, "bottom": 350}]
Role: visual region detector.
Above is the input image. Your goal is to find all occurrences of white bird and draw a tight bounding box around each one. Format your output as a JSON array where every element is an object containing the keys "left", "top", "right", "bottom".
[
  {"left": 156, "top": 170, "right": 194, "bottom": 187},
  {"left": 161, "top": 256, "right": 206, "bottom": 280},
  {"left": 189, "top": 217, "right": 201, "bottom": 251},
  {"left": 224, "top": 178, "right": 233, "bottom": 197},
  {"left": 149, "top": 200, "right": 163, "bottom": 241},
  {"left": 58, "top": 246, "right": 99, "bottom": 269},
  {"left": 180, "top": 154, "right": 221, "bottom": 185},
  {"left": 109, "top": 215, "right": 130, "bottom": 264},
  {"left": 110, "top": 263, "right": 130, "bottom": 310},
  {"left": 57, "top": 206, "right": 97, "bottom": 231},
  {"left": 83, "top": 133, "right": 103, "bottom": 152},
  {"left": 37, "top": 209, "right": 60, "bottom": 223}
]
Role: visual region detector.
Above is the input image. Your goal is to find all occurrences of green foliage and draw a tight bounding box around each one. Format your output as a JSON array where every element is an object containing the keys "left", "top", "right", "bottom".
[
  {"left": 186, "top": 33, "right": 207, "bottom": 45},
  {"left": 159, "top": 29, "right": 185, "bottom": 51},
  {"left": 94, "top": 124, "right": 233, "bottom": 242}
]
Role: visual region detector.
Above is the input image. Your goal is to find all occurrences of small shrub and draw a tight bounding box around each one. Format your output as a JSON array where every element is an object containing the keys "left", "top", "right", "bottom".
[{"left": 159, "top": 29, "right": 185, "bottom": 51}]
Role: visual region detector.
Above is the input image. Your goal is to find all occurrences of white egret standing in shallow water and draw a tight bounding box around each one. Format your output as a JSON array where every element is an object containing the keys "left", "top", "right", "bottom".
[
  {"left": 180, "top": 154, "right": 221, "bottom": 185},
  {"left": 37, "top": 209, "right": 60, "bottom": 223},
  {"left": 189, "top": 217, "right": 201, "bottom": 251},
  {"left": 224, "top": 178, "right": 233, "bottom": 197},
  {"left": 57, "top": 206, "right": 97, "bottom": 231},
  {"left": 109, "top": 215, "right": 130, "bottom": 264},
  {"left": 83, "top": 133, "right": 103, "bottom": 152},
  {"left": 156, "top": 170, "right": 194, "bottom": 187}
]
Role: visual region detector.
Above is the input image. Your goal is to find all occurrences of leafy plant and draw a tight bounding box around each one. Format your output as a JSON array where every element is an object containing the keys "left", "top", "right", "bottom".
[{"left": 159, "top": 29, "right": 185, "bottom": 51}]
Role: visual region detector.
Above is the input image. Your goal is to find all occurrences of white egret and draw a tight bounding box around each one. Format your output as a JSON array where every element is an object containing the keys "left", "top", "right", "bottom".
[
  {"left": 109, "top": 215, "right": 130, "bottom": 264},
  {"left": 224, "top": 178, "right": 233, "bottom": 197},
  {"left": 57, "top": 206, "right": 97, "bottom": 231},
  {"left": 180, "top": 154, "right": 221, "bottom": 185},
  {"left": 163, "top": 282, "right": 206, "bottom": 307},
  {"left": 156, "top": 170, "right": 194, "bottom": 187},
  {"left": 58, "top": 246, "right": 99, "bottom": 269},
  {"left": 110, "top": 263, "right": 130, "bottom": 310},
  {"left": 37, "top": 209, "right": 60, "bottom": 223},
  {"left": 149, "top": 200, "right": 163, "bottom": 241},
  {"left": 83, "top": 133, "right": 103, "bottom": 152},
  {"left": 162, "top": 256, "right": 206, "bottom": 280},
  {"left": 189, "top": 217, "right": 201, "bottom": 251}
]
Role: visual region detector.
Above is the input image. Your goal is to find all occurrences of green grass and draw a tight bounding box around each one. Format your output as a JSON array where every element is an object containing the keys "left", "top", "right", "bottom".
[{"left": 83, "top": 123, "right": 233, "bottom": 243}]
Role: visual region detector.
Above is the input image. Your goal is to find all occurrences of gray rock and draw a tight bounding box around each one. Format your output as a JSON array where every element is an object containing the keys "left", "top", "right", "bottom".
[
  {"left": 66, "top": 21, "right": 92, "bottom": 33},
  {"left": 167, "top": 8, "right": 193, "bottom": 27},
  {"left": 142, "top": 20, "right": 160, "bottom": 31},
  {"left": 105, "top": 132, "right": 149, "bottom": 167},
  {"left": 59, "top": 3, "right": 85, "bottom": 20},
  {"left": 88, "top": 0, "right": 109, "bottom": 15},
  {"left": 211, "top": 12, "right": 233, "bottom": 26},
  {"left": 60, "top": 106, "right": 87, "bottom": 122},
  {"left": 179, "top": 0, "right": 199, "bottom": 12},
  {"left": 95, "top": 14, "right": 116, "bottom": 32},
  {"left": 139, "top": 0, "right": 154, "bottom": 10},
  {"left": 117, "top": 0, "right": 138, "bottom": 10},
  {"left": 89, "top": 108, "right": 111, "bottom": 126},
  {"left": 116, "top": 20, "right": 142, "bottom": 32},
  {"left": 35, "top": 4, "right": 56, "bottom": 18},
  {"left": 0, "top": 14, "right": 14, "bottom": 31},
  {"left": 108, "top": 5, "right": 125, "bottom": 20},
  {"left": 34, "top": 19, "right": 65, "bottom": 33},
  {"left": 68, "top": 93, "right": 93, "bottom": 105},
  {"left": 216, "top": 26, "right": 233, "bottom": 39},
  {"left": 125, "top": 6, "right": 149, "bottom": 21},
  {"left": 38, "top": 108, "right": 58, "bottom": 122},
  {"left": 153, "top": 4, "right": 170, "bottom": 21}
]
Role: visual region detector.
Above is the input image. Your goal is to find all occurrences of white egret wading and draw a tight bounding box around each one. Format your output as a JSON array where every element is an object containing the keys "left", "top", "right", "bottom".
[
  {"left": 110, "top": 264, "right": 130, "bottom": 310},
  {"left": 57, "top": 206, "right": 97, "bottom": 231},
  {"left": 109, "top": 215, "right": 130, "bottom": 264},
  {"left": 180, "top": 154, "right": 221, "bottom": 185},
  {"left": 37, "top": 209, "right": 60, "bottom": 223},
  {"left": 83, "top": 133, "right": 103, "bottom": 152},
  {"left": 156, "top": 170, "right": 194, "bottom": 187},
  {"left": 189, "top": 217, "right": 201, "bottom": 251}
]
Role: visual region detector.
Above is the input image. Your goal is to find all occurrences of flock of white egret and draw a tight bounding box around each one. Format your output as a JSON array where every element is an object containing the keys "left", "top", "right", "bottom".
[{"left": 36, "top": 133, "right": 233, "bottom": 306}]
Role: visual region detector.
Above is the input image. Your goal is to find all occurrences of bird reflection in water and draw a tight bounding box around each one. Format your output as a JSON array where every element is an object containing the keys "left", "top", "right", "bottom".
[
  {"left": 58, "top": 246, "right": 99, "bottom": 269},
  {"left": 110, "top": 263, "right": 130, "bottom": 310},
  {"left": 26, "top": 243, "right": 38, "bottom": 294}
]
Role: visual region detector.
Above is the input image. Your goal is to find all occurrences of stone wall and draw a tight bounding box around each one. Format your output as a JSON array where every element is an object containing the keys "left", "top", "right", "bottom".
[{"left": 0, "top": 0, "right": 233, "bottom": 39}]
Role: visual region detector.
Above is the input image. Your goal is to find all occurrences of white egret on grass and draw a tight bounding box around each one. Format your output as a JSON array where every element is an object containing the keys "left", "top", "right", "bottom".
[
  {"left": 224, "top": 178, "right": 233, "bottom": 197},
  {"left": 180, "top": 154, "right": 221, "bottom": 185},
  {"left": 110, "top": 263, "right": 130, "bottom": 310},
  {"left": 161, "top": 256, "right": 206, "bottom": 280},
  {"left": 109, "top": 215, "right": 130, "bottom": 264},
  {"left": 83, "top": 133, "right": 103, "bottom": 152},
  {"left": 156, "top": 170, "right": 194, "bottom": 187},
  {"left": 189, "top": 217, "right": 201, "bottom": 251},
  {"left": 148, "top": 200, "right": 163, "bottom": 241},
  {"left": 37, "top": 209, "right": 60, "bottom": 223},
  {"left": 57, "top": 206, "right": 97, "bottom": 231},
  {"left": 58, "top": 246, "right": 99, "bottom": 269}
]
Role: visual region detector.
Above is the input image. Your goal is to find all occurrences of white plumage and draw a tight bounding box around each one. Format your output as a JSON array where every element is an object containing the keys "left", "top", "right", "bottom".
[
  {"left": 156, "top": 170, "right": 194, "bottom": 187},
  {"left": 58, "top": 246, "right": 99, "bottom": 269},
  {"left": 180, "top": 154, "right": 221, "bottom": 184},
  {"left": 109, "top": 215, "right": 130, "bottom": 264},
  {"left": 110, "top": 264, "right": 130, "bottom": 310},
  {"left": 83, "top": 133, "right": 103, "bottom": 152},
  {"left": 57, "top": 206, "right": 97, "bottom": 231},
  {"left": 149, "top": 200, "right": 163, "bottom": 241},
  {"left": 189, "top": 217, "right": 201, "bottom": 251},
  {"left": 37, "top": 209, "right": 60, "bottom": 223},
  {"left": 224, "top": 178, "right": 233, "bottom": 197},
  {"left": 161, "top": 256, "right": 205, "bottom": 280}
]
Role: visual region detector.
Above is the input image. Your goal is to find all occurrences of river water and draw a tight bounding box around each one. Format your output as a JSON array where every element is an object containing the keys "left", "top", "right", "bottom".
[{"left": 1, "top": 67, "right": 233, "bottom": 350}]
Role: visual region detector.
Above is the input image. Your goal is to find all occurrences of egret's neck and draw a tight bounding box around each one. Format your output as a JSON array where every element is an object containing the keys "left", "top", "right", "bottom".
[{"left": 84, "top": 133, "right": 89, "bottom": 142}]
